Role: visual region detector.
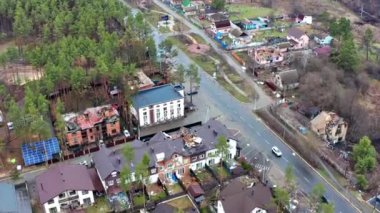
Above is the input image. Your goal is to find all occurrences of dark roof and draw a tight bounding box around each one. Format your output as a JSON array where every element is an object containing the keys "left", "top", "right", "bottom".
[
  {"left": 188, "top": 183, "right": 205, "bottom": 197},
  {"left": 0, "top": 183, "right": 18, "bottom": 213},
  {"left": 215, "top": 20, "right": 231, "bottom": 28},
  {"left": 133, "top": 84, "right": 183, "bottom": 109},
  {"left": 220, "top": 179, "right": 274, "bottom": 213},
  {"left": 288, "top": 27, "right": 305, "bottom": 39},
  {"left": 278, "top": 69, "right": 299, "bottom": 85},
  {"left": 88, "top": 168, "right": 105, "bottom": 192},
  {"left": 36, "top": 164, "right": 96, "bottom": 204},
  {"left": 210, "top": 13, "right": 228, "bottom": 22},
  {"left": 152, "top": 203, "right": 176, "bottom": 213},
  {"left": 314, "top": 46, "right": 332, "bottom": 56},
  {"left": 93, "top": 119, "right": 238, "bottom": 179}
]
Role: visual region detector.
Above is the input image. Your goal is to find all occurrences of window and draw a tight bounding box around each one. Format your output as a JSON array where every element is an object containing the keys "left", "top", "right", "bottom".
[
  {"left": 82, "top": 190, "right": 89, "bottom": 195},
  {"left": 112, "top": 129, "right": 117, "bottom": 134},
  {"left": 108, "top": 180, "right": 114, "bottom": 186},
  {"left": 151, "top": 168, "right": 157, "bottom": 174},
  {"left": 207, "top": 152, "right": 214, "bottom": 157},
  {"left": 143, "top": 112, "right": 148, "bottom": 125},
  {"left": 83, "top": 198, "right": 91, "bottom": 205},
  {"left": 116, "top": 178, "right": 121, "bottom": 184},
  {"left": 192, "top": 156, "right": 197, "bottom": 161},
  {"left": 208, "top": 159, "right": 215, "bottom": 165},
  {"left": 177, "top": 104, "right": 181, "bottom": 116},
  {"left": 58, "top": 193, "right": 66, "bottom": 199},
  {"left": 228, "top": 153, "right": 232, "bottom": 159},
  {"left": 156, "top": 109, "right": 161, "bottom": 121},
  {"left": 165, "top": 173, "right": 171, "bottom": 178},
  {"left": 49, "top": 207, "right": 58, "bottom": 213},
  {"left": 69, "top": 190, "right": 76, "bottom": 196},
  {"left": 167, "top": 164, "right": 173, "bottom": 168},
  {"left": 111, "top": 172, "right": 117, "bottom": 177},
  {"left": 199, "top": 154, "right": 205, "bottom": 159},
  {"left": 163, "top": 108, "right": 168, "bottom": 119},
  {"left": 196, "top": 163, "right": 202, "bottom": 169},
  {"left": 170, "top": 105, "right": 174, "bottom": 118},
  {"left": 177, "top": 168, "right": 184, "bottom": 175},
  {"left": 159, "top": 166, "right": 164, "bottom": 171},
  {"left": 47, "top": 199, "right": 54, "bottom": 204}
]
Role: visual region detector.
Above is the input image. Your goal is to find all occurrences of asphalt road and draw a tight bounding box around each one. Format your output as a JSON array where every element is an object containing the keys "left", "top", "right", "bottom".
[{"left": 147, "top": 3, "right": 361, "bottom": 212}]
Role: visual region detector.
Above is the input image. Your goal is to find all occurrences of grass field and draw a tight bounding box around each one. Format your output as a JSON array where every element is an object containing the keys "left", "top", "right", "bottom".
[
  {"left": 226, "top": 4, "right": 275, "bottom": 21},
  {"left": 166, "top": 196, "right": 194, "bottom": 210}
]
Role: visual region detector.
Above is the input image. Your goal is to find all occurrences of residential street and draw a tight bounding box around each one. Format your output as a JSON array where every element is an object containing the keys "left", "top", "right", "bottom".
[
  {"left": 148, "top": 4, "right": 364, "bottom": 213},
  {"left": 152, "top": 0, "right": 273, "bottom": 109}
]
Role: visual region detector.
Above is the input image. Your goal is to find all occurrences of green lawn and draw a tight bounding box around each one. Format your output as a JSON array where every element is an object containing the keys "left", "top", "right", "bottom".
[
  {"left": 167, "top": 36, "right": 252, "bottom": 103},
  {"left": 150, "top": 191, "right": 167, "bottom": 201},
  {"left": 133, "top": 195, "right": 146, "bottom": 206},
  {"left": 226, "top": 4, "right": 275, "bottom": 21},
  {"left": 166, "top": 196, "right": 194, "bottom": 210},
  {"left": 85, "top": 197, "right": 110, "bottom": 213},
  {"left": 167, "top": 183, "right": 183, "bottom": 195}
]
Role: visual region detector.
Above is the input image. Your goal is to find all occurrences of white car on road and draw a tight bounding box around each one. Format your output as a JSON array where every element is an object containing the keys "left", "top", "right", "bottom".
[{"left": 272, "top": 146, "right": 282, "bottom": 157}]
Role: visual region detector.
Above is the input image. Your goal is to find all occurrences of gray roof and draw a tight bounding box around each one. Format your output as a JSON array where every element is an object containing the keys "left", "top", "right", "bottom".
[
  {"left": 132, "top": 84, "right": 183, "bottom": 109},
  {"left": 93, "top": 119, "right": 238, "bottom": 179},
  {"left": 288, "top": 27, "right": 305, "bottom": 39},
  {"left": 36, "top": 164, "right": 96, "bottom": 204},
  {"left": 278, "top": 69, "right": 299, "bottom": 85},
  {"left": 0, "top": 183, "right": 18, "bottom": 213},
  {"left": 220, "top": 179, "right": 275, "bottom": 213}
]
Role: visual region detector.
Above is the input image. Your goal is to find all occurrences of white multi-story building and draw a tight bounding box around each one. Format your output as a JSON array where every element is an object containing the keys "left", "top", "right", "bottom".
[
  {"left": 132, "top": 84, "right": 184, "bottom": 127},
  {"left": 36, "top": 164, "right": 101, "bottom": 213}
]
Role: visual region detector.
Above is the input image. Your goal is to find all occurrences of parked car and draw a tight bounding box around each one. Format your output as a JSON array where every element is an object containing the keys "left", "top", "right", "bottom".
[
  {"left": 123, "top": 129, "right": 130, "bottom": 138},
  {"left": 7, "top": 122, "right": 14, "bottom": 130},
  {"left": 187, "top": 91, "right": 198, "bottom": 96},
  {"left": 321, "top": 195, "right": 329, "bottom": 204},
  {"left": 272, "top": 146, "right": 282, "bottom": 157}
]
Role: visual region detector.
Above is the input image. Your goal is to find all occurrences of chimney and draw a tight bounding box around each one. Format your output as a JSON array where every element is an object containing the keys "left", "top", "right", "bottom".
[
  {"left": 40, "top": 184, "right": 44, "bottom": 191},
  {"left": 208, "top": 125, "right": 210, "bottom": 129},
  {"left": 117, "top": 157, "right": 121, "bottom": 164},
  {"left": 150, "top": 147, "right": 154, "bottom": 153}
]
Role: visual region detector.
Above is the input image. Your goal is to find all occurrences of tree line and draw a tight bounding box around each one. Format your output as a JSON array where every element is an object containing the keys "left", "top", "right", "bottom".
[{"left": 0, "top": 0, "right": 158, "bottom": 144}]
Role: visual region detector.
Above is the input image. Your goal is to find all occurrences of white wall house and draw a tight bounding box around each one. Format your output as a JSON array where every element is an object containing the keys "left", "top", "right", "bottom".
[
  {"left": 43, "top": 190, "right": 94, "bottom": 213},
  {"left": 191, "top": 138, "right": 238, "bottom": 170},
  {"left": 132, "top": 84, "right": 184, "bottom": 127},
  {"left": 36, "top": 164, "right": 98, "bottom": 213}
]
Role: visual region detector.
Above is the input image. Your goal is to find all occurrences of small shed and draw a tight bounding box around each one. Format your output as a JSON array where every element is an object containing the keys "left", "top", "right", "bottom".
[{"left": 187, "top": 183, "right": 205, "bottom": 203}]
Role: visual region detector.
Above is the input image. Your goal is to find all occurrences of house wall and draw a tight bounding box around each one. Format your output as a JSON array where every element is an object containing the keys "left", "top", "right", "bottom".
[
  {"left": 106, "top": 121, "right": 121, "bottom": 137},
  {"left": 327, "top": 122, "right": 348, "bottom": 144},
  {"left": 156, "top": 155, "right": 191, "bottom": 183},
  {"left": 65, "top": 131, "right": 83, "bottom": 147},
  {"left": 43, "top": 190, "right": 94, "bottom": 213},
  {"left": 104, "top": 171, "right": 122, "bottom": 190},
  {"left": 137, "top": 98, "right": 184, "bottom": 127},
  {"left": 288, "top": 35, "right": 309, "bottom": 49}
]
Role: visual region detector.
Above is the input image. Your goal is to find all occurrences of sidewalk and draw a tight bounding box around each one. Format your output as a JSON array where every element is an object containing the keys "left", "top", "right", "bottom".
[{"left": 152, "top": 0, "right": 273, "bottom": 109}]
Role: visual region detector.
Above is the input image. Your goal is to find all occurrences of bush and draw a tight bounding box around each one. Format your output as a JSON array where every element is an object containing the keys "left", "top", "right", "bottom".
[
  {"left": 241, "top": 161, "right": 253, "bottom": 171},
  {"left": 356, "top": 174, "right": 368, "bottom": 190}
]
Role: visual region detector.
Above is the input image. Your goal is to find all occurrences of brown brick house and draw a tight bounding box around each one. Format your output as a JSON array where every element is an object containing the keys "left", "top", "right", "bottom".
[{"left": 63, "top": 104, "right": 121, "bottom": 147}]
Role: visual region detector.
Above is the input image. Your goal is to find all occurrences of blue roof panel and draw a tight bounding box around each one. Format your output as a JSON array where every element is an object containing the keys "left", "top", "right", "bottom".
[
  {"left": 21, "top": 137, "right": 60, "bottom": 166},
  {"left": 133, "top": 84, "right": 183, "bottom": 109}
]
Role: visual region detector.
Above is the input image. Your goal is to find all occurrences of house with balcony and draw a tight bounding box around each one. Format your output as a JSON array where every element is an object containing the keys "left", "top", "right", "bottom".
[
  {"left": 63, "top": 104, "right": 121, "bottom": 147},
  {"left": 287, "top": 27, "right": 309, "bottom": 50},
  {"left": 92, "top": 119, "right": 240, "bottom": 189},
  {"left": 36, "top": 164, "right": 103, "bottom": 213},
  {"left": 131, "top": 84, "right": 184, "bottom": 127},
  {"left": 310, "top": 111, "right": 348, "bottom": 144}
]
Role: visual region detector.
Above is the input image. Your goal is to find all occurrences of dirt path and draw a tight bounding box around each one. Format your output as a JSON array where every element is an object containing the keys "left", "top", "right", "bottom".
[{"left": 0, "top": 40, "right": 15, "bottom": 54}]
